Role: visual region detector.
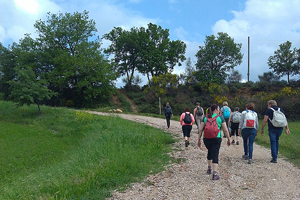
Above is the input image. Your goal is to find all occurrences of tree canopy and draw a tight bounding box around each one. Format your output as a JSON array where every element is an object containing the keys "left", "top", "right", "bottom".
[
  {"left": 268, "top": 41, "right": 298, "bottom": 84},
  {"left": 103, "top": 23, "right": 186, "bottom": 86},
  {"left": 195, "top": 32, "right": 243, "bottom": 85}
]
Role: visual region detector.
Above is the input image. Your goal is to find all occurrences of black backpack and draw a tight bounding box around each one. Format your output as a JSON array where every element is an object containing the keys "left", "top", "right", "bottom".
[
  {"left": 183, "top": 113, "right": 192, "bottom": 124},
  {"left": 197, "top": 107, "right": 203, "bottom": 116},
  {"left": 165, "top": 106, "right": 172, "bottom": 115}
]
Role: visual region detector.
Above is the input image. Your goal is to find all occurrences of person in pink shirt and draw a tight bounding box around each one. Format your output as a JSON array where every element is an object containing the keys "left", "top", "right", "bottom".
[{"left": 180, "top": 106, "right": 195, "bottom": 147}]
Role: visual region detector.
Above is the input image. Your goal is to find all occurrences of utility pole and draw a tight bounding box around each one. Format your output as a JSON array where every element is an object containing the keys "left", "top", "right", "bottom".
[{"left": 248, "top": 36, "right": 250, "bottom": 82}]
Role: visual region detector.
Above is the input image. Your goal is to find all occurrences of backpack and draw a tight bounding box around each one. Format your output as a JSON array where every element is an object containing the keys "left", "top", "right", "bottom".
[
  {"left": 183, "top": 113, "right": 192, "bottom": 124},
  {"left": 269, "top": 107, "right": 287, "bottom": 127},
  {"left": 232, "top": 111, "right": 241, "bottom": 123},
  {"left": 223, "top": 106, "right": 230, "bottom": 119},
  {"left": 243, "top": 110, "right": 257, "bottom": 128},
  {"left": 196, "top": 107, "right": 203, "bottom": 116},
  {"left": 165, "top": 106, "right": 172, "bottom": 115},
  {"left": 203, "top": 115, "right": 220, "bottom": 139}
]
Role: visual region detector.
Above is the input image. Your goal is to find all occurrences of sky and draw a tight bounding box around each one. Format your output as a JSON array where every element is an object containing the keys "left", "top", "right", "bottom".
[{"left": 1, "top": 0, "right": 300, "bottom": 87}]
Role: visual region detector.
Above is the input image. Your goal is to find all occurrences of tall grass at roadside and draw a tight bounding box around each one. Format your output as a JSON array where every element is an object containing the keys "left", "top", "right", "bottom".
[
  {"left": 256, "top": 121, "right": 300, "bottom": 167},
  {"left": 0, "top": 101, "right": 175, "bottom": 199}
]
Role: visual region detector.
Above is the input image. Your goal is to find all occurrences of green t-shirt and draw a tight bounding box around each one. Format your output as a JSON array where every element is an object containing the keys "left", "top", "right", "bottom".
[{"left": 203, "top": 113, "right": 225, "bottom": 138}]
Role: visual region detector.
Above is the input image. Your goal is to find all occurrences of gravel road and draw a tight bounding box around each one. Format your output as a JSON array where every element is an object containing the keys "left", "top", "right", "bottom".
[{"left": 89, "top": 111, "right": 300, "bottom": 200}]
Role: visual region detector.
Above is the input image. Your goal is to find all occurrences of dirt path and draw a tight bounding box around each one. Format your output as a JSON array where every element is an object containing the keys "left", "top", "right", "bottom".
[{"left": 89, "top": 112, "right": 300, "bottom": 200}]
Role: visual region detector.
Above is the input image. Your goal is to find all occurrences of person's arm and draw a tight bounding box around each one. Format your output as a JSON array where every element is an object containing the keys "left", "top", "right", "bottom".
[
  {"left": 221, "top": 122, "right": 231, "bottom": 146},
  {"left": 285, "top": 121, "right": 290, "bottom": 135},
  {"left": 180, "top": 113, "right": 184, "bottom": 125},
  {"left": 260, "top": 115, "right": 269, "bottom": 135},
  {"left": 193, "top": 108, "right": 197, "bottom": 117}
]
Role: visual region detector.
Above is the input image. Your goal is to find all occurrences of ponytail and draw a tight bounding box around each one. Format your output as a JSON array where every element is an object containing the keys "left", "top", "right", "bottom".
[{"left": 207, "top": 104, "right": 218, "bottom": 118}]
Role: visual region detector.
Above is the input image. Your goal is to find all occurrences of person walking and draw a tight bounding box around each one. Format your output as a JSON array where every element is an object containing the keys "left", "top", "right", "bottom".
[
  {"left": 197, "top": 104, "right": 231, "bottom": 180},
  {"left": 220, "top": 101, "right": 231, "bottom": 137},
  {"left": 238, "top": 103, "right": 259, "bottom": 164},
  {"left": 180, "top": 106, "right": 195, "bottom": 147},
  {"left": 164, "top": 102, "right": 173, "bottom": 129},
  {"left": 193, "top": 102, "right": 204, "bottom": 133},
  {"left": 260, "top": 100, "right": 290, "bottom": 163},
  {"left": 229, "top": 107, "right": 241, "bottom": 145}
]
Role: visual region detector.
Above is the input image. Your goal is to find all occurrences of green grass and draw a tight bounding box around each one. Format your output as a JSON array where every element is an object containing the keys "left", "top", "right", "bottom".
[
  {"left": 256, "top": 120, "right": 300, "bottom": 167},
  {"left": 0, "top": 101, "right": 176, "bottom": 199}
]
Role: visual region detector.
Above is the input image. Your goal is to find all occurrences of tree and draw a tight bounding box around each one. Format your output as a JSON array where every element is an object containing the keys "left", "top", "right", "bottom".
[
  {"left": 226, "top": 70, "right": 242, "bottom": 83},
  {"left": 0, "top": 43, "right": 18, "bottom": 100},
  {"left": 267, "top": 41, "right": 297, "bottom": 84},
  {"left": 139, "top": 23, "right": 186, "bottom": 83},
  {"left": 103, "top": 27, "right": 142, "bottom": 87},
  {"left": 7, "top": 35, "right": 56, "bottom": 114},
  {"left": 258, "top": 71, "right": 280, "bottom": 83},
  {"left": 103, "top": 23, "right": 186, "bottom": 85},
  {"left": 195, "top": 32, "right": 243, "bottom": 85},
  {"left": 33, "top": 11, "right": 116, "bottom": 107}
]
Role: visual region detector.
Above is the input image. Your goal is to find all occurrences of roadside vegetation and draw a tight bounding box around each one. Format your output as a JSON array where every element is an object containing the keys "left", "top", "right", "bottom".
[{"left": 0, "top": 101, "right": 176, "bottom": 199}]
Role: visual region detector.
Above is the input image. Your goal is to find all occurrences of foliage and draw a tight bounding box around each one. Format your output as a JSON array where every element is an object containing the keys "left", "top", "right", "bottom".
[
  {"left": 226, "top": 69, "right": 242, "bottom": 83},
  {"left": 195, "top": 32, "right": 243, "bottom": 85},
  {"left": 103, "top": 23, "right": 186, "bottom": 85},
  {"left": 258, "top": 71, "right": 280, "bottom": 83},
  {"left": 268, "top": 41, "right": 298, "bottom": 84}
]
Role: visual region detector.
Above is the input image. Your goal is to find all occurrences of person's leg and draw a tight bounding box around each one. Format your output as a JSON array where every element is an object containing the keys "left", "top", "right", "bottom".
[
  {"left": 269, "top": 129, "right": 277, "bottom": 160},
  {"left": 204, "top": 138, "right": 213, "bottom": 173},
  {"left": 186, "top": 125, "right": 192, "bottom": 145},
  {"left": 166, "top": 116, "right": 171, "bottom": 128},
  {"left": 196, "top": 116, "right": 201, "bottom": 133},
  {"left": 182, "top": 126, "right": 188, "bottom": 147},
  {"left": 211, "top": 138, "right": 222, "bottom": 180},
  {"left": 248, "top": 129, "right": 256, "bottom": 160},
  {"left": 242, "top": 129, "right": 250, "bottom": 158},
  {"left": 276, "top": 130, "right": 282, "bottom": 157}
]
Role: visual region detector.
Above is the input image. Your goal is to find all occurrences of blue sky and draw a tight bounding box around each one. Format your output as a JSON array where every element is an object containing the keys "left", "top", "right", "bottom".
[{"left": 1, "top": 0, "right": 300, "bottom": 87}]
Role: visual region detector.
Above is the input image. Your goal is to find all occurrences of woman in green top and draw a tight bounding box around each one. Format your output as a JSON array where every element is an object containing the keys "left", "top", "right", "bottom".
[{"left": 197, "top": 104, "right": 231, "bottom": 180}]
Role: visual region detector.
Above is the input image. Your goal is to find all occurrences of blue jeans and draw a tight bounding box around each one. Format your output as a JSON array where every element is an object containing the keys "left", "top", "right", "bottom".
[
  {"left": 241, "top": 128, "right": 256, "bottom": 159},
  {"left": 269, "top": 128, "right": 283, "bottom": 160}
]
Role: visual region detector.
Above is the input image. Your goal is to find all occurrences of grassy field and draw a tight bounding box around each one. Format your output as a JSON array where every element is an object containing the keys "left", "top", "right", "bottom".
[
  {"left": 0, "top": 101, "right": 299, "bottom": 199},
  {"left": 0, "top": 101, "right": 176, "bottom": 199},
  {"left": 256, "top": 120, "right": 300, "bottom": 167}
]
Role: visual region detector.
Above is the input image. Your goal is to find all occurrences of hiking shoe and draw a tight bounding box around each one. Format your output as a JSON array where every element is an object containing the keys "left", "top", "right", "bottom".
[
  {"left": 270, "top": 159, "right": 277, "bottom": 163},
  {"left": 242, "top": 155, "right": 249, "bottom": 160},
  {"left": 212, "top": 174, "right": 220, "bottom": 180},
  {"left": 248, "top": 159, "right": 254, "bottom": 164},
  {"left": 236, "top": 141, "right": 239, "bottom": 145},
  {"left": 207, "top": 168, "right": 212, "bottom": 174},
  {"left": 231, "top": 140, "right": 235, "bottom": 144},
  {"left": 187, "top": 141, "right": 190, "bottom": 146},
  {"left": 185, "top": 140, "right": 188, "bottom": 147}
]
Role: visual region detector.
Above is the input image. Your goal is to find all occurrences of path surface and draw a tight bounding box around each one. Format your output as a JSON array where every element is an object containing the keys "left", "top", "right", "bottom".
[{"left": 89, "top": 111, "right": 300, "bottom": 200}]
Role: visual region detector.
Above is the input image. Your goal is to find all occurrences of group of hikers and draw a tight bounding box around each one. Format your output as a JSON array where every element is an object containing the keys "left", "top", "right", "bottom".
[{"left": 164, "top": 100, "right": 290, "bottom": 180}]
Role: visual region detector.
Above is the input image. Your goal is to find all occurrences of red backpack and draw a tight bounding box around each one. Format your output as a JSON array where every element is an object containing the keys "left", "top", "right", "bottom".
[{"left": 204, "top": 115, "right": 220, "bottom": 139}]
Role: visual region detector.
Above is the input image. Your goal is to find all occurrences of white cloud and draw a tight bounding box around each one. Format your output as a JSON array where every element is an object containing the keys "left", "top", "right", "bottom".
[
  {"left": 0, "top": 0, "right": 61, "bottom": 45},
  {"left": 212, "top": 0, "right": 300, "bottom": 81}
]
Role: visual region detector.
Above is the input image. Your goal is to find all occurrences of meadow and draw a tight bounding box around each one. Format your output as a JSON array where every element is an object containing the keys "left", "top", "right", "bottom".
[
  {"left": 0, "top": 101, "right": 299, "bottom": 199},
  {"left": 0, "top": 101, "right": 176, "bottom": 199}
]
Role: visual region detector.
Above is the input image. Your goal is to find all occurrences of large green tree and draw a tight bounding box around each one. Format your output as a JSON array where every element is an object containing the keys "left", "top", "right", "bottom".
[
  {"left": 139, "top": 23, "right": 186, "bottom": 83},
  {"left": 33, "top": 11, "right": 116, "bottom": 107},
  {"left": 0, "top": 43, "right": 17, "bottom": 100},
  {"left": 103, "top": 23, "right": 186, "bottom": 86},
  {"left": 103, "top": 27, "right": 142, "bottom": 87},
  {"left": 195, "top": 32, "right": 243, "bottom": 85},
  {"left": 6, "top": 35, "right": 56, "bottom": 114},
  {"left": 267, "top": 41, "right": 297, "bottom": 84}
]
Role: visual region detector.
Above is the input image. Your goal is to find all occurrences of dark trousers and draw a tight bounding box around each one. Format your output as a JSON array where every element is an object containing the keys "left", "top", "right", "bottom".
[
  {"left": 203, "top": 138, "right": 222, "bottom": 164},
  {"left": 166, "top": 115, "right": 171, "bottom": 128}
]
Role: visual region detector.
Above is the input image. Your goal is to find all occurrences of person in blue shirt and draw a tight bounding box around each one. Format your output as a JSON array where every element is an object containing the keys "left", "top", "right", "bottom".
[{"left": 260, "top": 100, "right": 290, "bottom": 163}]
